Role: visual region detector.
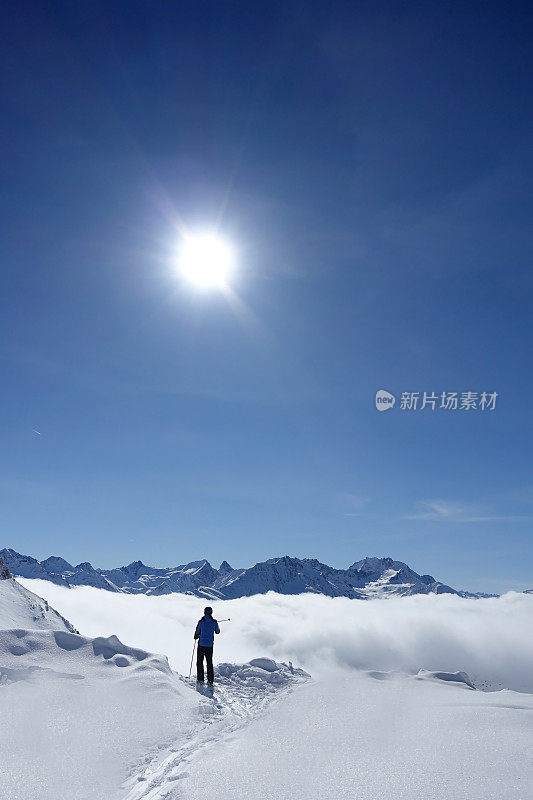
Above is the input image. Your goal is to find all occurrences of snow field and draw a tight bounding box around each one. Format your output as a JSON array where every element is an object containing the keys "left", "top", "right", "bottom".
[
  {"left": 122, "top": 658, "right": 310, "bottom": 800},
  {"left": 180, "top": 670, "right": 533, "bottom": 800}
]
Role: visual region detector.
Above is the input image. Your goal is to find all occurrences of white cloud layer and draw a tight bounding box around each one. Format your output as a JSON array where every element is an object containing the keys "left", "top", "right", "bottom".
[{"left": 20, "top": 579, "right": 533, "bottom": 693}]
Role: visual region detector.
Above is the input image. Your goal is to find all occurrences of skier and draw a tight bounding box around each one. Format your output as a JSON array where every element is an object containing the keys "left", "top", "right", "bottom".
[{"left": 194, "top": 606, "right": 220, "bottom": 685}]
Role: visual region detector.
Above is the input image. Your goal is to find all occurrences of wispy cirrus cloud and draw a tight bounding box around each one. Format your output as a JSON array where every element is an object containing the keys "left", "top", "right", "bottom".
[
  {"left": 405, "top": 499, "right": 533, "bottom": 523},
  {"left": 338, "top": 492, "right": 369, "bottom": 517}
]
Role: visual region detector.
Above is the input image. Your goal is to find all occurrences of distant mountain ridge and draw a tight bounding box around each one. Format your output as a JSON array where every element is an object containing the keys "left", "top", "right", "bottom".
[{"left": 0, "top": 548, "right": 493, "bottom": 599}]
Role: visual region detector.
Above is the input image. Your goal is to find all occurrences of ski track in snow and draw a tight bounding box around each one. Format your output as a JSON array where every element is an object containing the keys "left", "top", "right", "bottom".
[{"left": 120, "top": 659, "right": 310, "bottom": 800}]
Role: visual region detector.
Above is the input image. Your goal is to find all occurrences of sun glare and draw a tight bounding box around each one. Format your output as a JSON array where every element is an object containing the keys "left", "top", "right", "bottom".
[{"left": 179, "top": 235, "right": 234, "bottom": 288}]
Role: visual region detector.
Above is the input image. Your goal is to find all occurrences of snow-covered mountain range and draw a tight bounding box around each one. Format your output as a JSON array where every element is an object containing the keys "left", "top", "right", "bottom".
[{"left": 0, "top": 548, "right": 484, "bottom": 599}]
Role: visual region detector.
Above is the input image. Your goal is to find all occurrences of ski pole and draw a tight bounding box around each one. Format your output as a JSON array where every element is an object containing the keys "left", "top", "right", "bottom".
[
  {"left": 218, "top": 618, "right": 231, "bottom": 622},
  {"left": 188, "top": 639, "right": 197, "bottom": 681}
]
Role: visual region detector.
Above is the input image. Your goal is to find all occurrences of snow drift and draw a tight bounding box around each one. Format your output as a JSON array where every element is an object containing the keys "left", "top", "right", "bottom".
[{"left": 0, "top": 625, "right": 198, "bottom": 800}]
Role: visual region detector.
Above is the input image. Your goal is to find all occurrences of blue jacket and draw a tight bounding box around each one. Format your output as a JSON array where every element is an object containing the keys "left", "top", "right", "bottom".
[{"left": 194, "top": 615, "right": 220, "bottom": 647}]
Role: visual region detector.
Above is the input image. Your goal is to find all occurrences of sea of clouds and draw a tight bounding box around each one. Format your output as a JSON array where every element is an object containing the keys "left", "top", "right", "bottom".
[{"left": 20, "top": 579, "right": 533, "bottom": 692}]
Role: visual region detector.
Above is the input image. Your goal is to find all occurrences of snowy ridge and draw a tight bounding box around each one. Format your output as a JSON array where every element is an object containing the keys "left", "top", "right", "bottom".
[
  {"left": 0, "top": 627, "right": 174, "bottom": 684},
  {"left": 1, "top": 548, "right": 475, "bottom": 598},
  {"left": 0, "top": 570, "right": 78, "bottom": 633}
]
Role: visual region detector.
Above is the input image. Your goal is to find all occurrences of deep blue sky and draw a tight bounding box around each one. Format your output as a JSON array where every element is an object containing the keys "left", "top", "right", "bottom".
[{"left": 1, "top": 1, "right": 532, "bottom": 592}]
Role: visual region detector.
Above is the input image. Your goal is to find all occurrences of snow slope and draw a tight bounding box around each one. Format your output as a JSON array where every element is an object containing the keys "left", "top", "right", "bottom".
[
  {"left": 0, "top": 573, "right": 77, "bottom": 632},
  {"left": 0, "top": 627, "right": 199, "bottom": 800},
  {"left": 179, "top": 670, "right": 533, "bottom": 800},
  {"left": 121, "top": 659, "right": 309, "bottom": 800},
  {"left": 0, "top": 623, "right": 307, "bottom": 800},
  {"left": 3, "top": 627, "right": 530, "bottom": 800}
]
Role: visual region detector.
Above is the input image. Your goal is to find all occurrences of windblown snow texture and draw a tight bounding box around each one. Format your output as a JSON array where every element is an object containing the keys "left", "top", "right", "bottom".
[
  {"left": 0, "top": 625, "right": 197, "bottom": 800},
  {"left": 0, "top": 548, "right": 472, "bottom": 598}
]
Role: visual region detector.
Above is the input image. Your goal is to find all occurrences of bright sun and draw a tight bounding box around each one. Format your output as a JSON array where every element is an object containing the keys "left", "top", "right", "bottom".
[{"left": 179, "top": 235, "right": 234, "bottom": 288}]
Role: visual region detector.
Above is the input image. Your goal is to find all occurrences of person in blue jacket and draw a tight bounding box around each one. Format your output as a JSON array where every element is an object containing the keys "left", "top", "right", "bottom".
[{"left": 194, "top": 606, "right": 220, "bottom": 684}]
